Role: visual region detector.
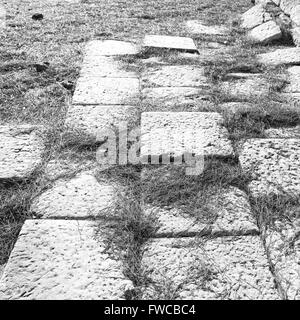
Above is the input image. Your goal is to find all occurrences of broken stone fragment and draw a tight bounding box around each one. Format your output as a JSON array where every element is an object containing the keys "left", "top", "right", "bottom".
[{"left": 248, "top": 20, "right": 282, "bottom": 44}]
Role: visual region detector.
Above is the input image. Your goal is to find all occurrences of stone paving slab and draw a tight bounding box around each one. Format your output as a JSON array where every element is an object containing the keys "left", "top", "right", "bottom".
[
  {"left": 258, "top": 47, "right": 300, "bottom": 65},
  {"left": 31, "top": 173, "right": 116, "bottom": 219},
  {"left": 72, "top": 77, "right": 140, "bottom": 105},
  {"left": 283, "top": 66, "right": 300, "bottom": 94},
  {"left": 80, "top": 56, "right": 138, "bottom": 78},
  {"left": 265, "top": 218, "right": 300, "bottom": 300},
  {"left": 241, "top": 4, "right": 271, "bottom": 29},
  {"left": 0, "top": 125, "right": 44, "bottom": 181},
  {"left": 239, "top": 139, "right": 300, "bottom": 197},
  {"left": 143, "top": 35, "right": 199, "bottom": 53},
  {"left": 141, "top": 236, "right": 279, "bottom": 300},
  {"left": 248, "top": 21, "right": 282, "bottom": 44},
  {"left": 265, "top": 126, "right": 300, "bottom": 138},
  {"left": 84, "top": 40, "right": 139, "bottom": 56},
  {"left": 0, "top": 220, "right": 133, "bottom": 300},
  {"left": 140, "top": 112, "right": 234, "bottom": 163},
  {"left": 65, "top": 105, "right": 139, "bottom": 143},
  {"left": 186, "top": 20, "right": 228, "bottom": 35},
  {"left": 220, "top": 76, "right": 270, "bottom": 100},
  {"left": 143, "top": 187, "right": 259, "bottom": 237},
  {"left": 141, "top": 65, "right": 210, "bottom": 88},
  {"left": 142, "top": 87, "right": 214, "bottom": 111}
]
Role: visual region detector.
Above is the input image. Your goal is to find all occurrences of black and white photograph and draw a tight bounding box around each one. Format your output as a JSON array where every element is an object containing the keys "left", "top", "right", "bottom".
[{"left": 0, "top": 0, "right": 299, "bottom": 305}]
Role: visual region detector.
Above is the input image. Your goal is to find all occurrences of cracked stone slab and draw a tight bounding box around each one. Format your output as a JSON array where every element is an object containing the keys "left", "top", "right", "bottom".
[
  {"left": 241, "top": 4, "right": 272, "bottom": 29},
  {"left": 186, "top": 20, "right": 229, "bottom": 35},
  {"left": 0, "top": 220, "right": 133, "bottom": 300},
  {"left": 258, "top": 48, "right": 300, "bottom": 66},
  {"left": 72, "top": 77, "right": 140, "bottom": 105},
  {"left": 220, "top": 76, "right": 270, "bottom": 100},
  {"left": 265, "top": 126, "right": 300, "bottom": 138},
  {"left": 65, "top": 105, "right": 139, "bottom": 144},
  {"left": 265, "top": 216, "right": 300, "bottom": 300},
  {"left": 143, "top": 35, "right": 199, "bottom": 53},
  {"left": 280, "top": 0, "right": 299, "bottom": 15},
  {"left": 141, "top": 236, "right": 279, "bottom": 300},
  {"left": 140, "top": 112, "right": 234, "bottom": 163},
  {"left": 0, "top": 125, "right": 44, "bottom": 181},
  {"left": 141, "top": 65, "right": 210, "bottom": 88},
  {"left": 80, "top": 56, "right": 138, "bottom": 78},
  {"left": 143, "top": 187, "right": 258, "bottom": 237},
  {"left": 248, "top": 21, "right": 282, "bottom": 44},
  {"left": 239, "top": 139, "right": 300, "bottom": 197},
  {"left": 84, "top": 40, "right": 139, "bottom": 56},
  {"left": 31, "top": 173, "right": 116, "bottom": 219},
  {"left": 142, "top": 87, "right": 214, "bottom": 111}
]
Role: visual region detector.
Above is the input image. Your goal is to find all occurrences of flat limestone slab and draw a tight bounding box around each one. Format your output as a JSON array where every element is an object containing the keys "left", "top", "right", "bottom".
[
  {"left": 186, "top": 20, "right": 228, "bottom": 35},
  {"left": 80, "top": 56, "right": 138, "bottom": 78},
  {"left": 241, "top": 4, "right": 271, "bottom": 29},
  {"left": 141, "top": 236, "right": 279, "bottom": 299},
  {"left": 143, "top": 35, "right": 199, "bottom": 53},
  {"left": 140, "top": 112, "right": 234, "bottom": 163},
  {"left": 258, "top": 47, "right": 300, "bottom": 66},
  {"left": 31, "top": 173, "right": 116, "bottom": 219},
  {"left": 0, "top": 125, "right": 44, "bottom": 181},
  {"left": 141, "top": 65, "right": 210, "bottom": 88},
  {"left": 239, "top": 139, "right": 300, "bottom": 197},
  {"left": 84, "top": 40, "right": 139, "bottom": 56},
  {"left": 0, "top": 220, "right": 133, "bottom": 300},
  {"left": 72, "top": 77, "right": 140, "bottom": 105},
  {"left": 65, "top": 105, "right": 139, "bottom": 143},
  {"left": 142, "top": 87, "right": 214, "bottom": 111},
  {"left": 248, "top": 21, "right": 282, "bottom": 44},
  {"left": 143, "top": 187, "right": 259, "bottom": 237}
]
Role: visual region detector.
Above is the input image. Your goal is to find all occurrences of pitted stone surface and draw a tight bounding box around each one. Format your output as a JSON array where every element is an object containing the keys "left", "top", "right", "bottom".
[
  {"left": 65, "top": 105, "right": 138, "bottom": 143},
  {"left": 80, "top": 56, "right": 137, "bottom": 78},
  {"left": 241, "top": 4, "right": 272, "bottom": 29},
  {"left": 239, "top": 139, "right": 300, "bottom": 197},
  {"left": 292, "top": 27, "right": 300, "bottom": 46},
  {"left": 248, "top": 21, "right": 282, "bottom": 44},
  {"left": 283, "top": 66, "right": 300, "bottom": 95},
  {"left": 144, "top": 187, "right": 259, "bottom": 237},
  {"left": 142, "top": 87, "right": 213, "bottom": 110},
  {"left": 290, "top": 5, "right": 300, "bottom": 25},
  {"left": 220, "top": 77, "right": 270, "bottom": 99},
  {"left": 0, "top": 125, "right": 44, "bottom": 181},
  {"left": 141, "top": 65, "right": 210, "bottom": 88},
  {"left": 265, "top": 126, "right": 300, "bottom": 138},
  {"left": 186, "top": 20, "right": 228, "bottom": 35},
  {"left": 141, "top": 236, "right": 279, "bottom": 300},
  {"left": 280, "top": 0, "right": 299, "bottom": 15},
  {"left": 72, "top": 77, "right": 140, "bottom": 105},
  {"left": 265, "top": 217, "right": 300, "bottom": 300},
  {"left": 140, "top": 112, "right": 234, "bottom": 162},
  {"left": 258, "top": 48, "right": 300, "bottom": 65},
  {"left": 84, "top": 40, "right": 139, "bottom": 56},
  {"left": 0, "top": 220, "right": 133, "bottom": 300},
  {"left": 143, "top": 35, "right": 199, "bottom": 53},
  {"left": 31, "top": 173, "right": 116, "bottom": 219},
  {"left": 0, "top": 264, "right": 5, "bottom": 280}
]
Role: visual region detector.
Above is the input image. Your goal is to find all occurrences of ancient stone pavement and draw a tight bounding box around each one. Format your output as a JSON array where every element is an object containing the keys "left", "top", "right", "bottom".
[{"left": 0, "top": 2, "right": 300, "bottom": 300}]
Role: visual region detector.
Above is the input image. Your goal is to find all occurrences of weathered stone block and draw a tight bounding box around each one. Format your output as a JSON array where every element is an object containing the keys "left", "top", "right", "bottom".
[
  {"left": 241, "top": 4, "right": 270, "bottom": 29},
  {"left": 248, "top": 21, "right": 282, "bottom": 44},
  {"left": 0, "top": 125, "right": 44, "bottom": 181},
  {"left": 258, "top": 47, "right": 300, "bottom": 65}
]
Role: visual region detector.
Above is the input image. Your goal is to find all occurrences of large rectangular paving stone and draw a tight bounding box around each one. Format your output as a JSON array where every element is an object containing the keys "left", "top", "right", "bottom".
[
  {"left": 80, "top": 56, "right": 138, "bottom": 78},
  {"left": 142, "top": 87, "right": 213, "bottom": 111},
  {"left": 0, "top": 220, "right": 133, "bottom": 300},
  {"left": 239, "top": 139, "right": 300, "bottom": 197},
  {"left": 31, "top": 172, "right": 116, "bottom": 219},
  {"left": 0, "top": 125, "right": 44, "bottom": 181},
  {"left": 65, "top": 105, "right": 139, "bottom": 144},
  {"left": 141, "top": 236, "right": 279, "bottom": 299},
  {"left": 143, "top": 187, "right": 259, "bottom": 237},
  {"left": 140, "top": 112, "right": 234, "bottom": 163},
  {"left": 72, "top": 77, "right": 140, "bottom": 105},
  {"left": 84, "top": 40, "right": 139, "bottom": 56},
  {"left": 143, "top": 35, "right": 199, "bottom": 53},
  {"left": 258, "top": 48, "right": 300, "bottom": 66},
  {"left": 141, "top": 65, "right": 210, "bottom": 88}
]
